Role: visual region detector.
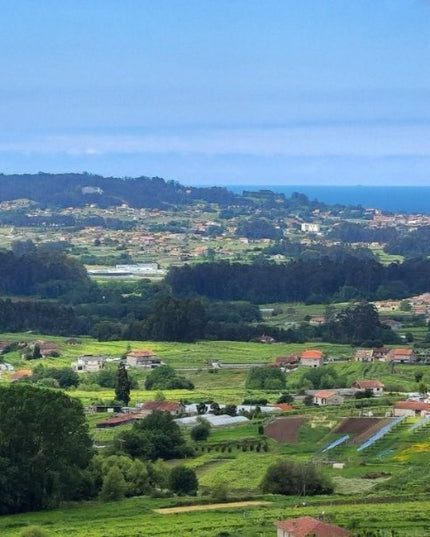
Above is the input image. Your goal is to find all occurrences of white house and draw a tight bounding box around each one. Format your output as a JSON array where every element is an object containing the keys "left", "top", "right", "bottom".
[{"left": 72, "top": 355, "right": 105, "bottom": 373}]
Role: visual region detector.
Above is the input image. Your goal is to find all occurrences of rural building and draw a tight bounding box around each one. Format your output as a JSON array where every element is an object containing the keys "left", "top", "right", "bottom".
[
  {"left": 352, "top": 380, "right": 384, "bottom": 396},
  {"left": 354, "top": 349, "right": 375, "bottom": 362},
  {"left": 373, "top": 347, "right": 390, "bottom": 360},
  {"left": 275, "top": 516, "right": 350, "bottom": 537},
  {"left": 387, "top": 348, "right": 416, "bottom": 363},
  {"left": 299, "top": 350, "right": 324, "bottom": 367},
  {"left": 72, "top": 355, "right": 105, "bottom": 373},
  {"left": 96, "top": 414, "right": 141, "bottom": 428},
  {"left": 300, "top": 222, "right": 320, "bottom": 233},
  {"left": 126, "top": 350, "right": 164, "bottom": 368},
  {"left": 274, "top": 356, "right": 300, "bottom": 368},
  {"left": 309, "top": 316, "right": 326, "bottom": 326},
  {"left": 393, "top": 401, "right": 430, "bottom": 417},
  {"left": 141, "top": 401, "right": 185, "bottom": 416},
  {"left": 38, "top": 342, "right": 60, "bottom": 357},
  {"left": 313, "top": 390, "right": 344, "bottom": 406}
]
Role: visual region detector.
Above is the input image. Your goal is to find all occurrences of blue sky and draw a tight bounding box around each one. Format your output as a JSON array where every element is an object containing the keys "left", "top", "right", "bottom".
[{"left": 2, "top": 0, "right": 430, "bottom": 185}]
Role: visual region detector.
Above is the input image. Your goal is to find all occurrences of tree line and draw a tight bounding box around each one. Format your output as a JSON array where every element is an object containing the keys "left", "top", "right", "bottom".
[{"left": 167, "top": 257, "right": 430, "bottom": 303}]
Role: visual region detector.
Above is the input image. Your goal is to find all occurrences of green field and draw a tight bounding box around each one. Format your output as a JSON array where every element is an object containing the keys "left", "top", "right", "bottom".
[{"left": 1, "top": 496, "right": 430, "bottom": 536}]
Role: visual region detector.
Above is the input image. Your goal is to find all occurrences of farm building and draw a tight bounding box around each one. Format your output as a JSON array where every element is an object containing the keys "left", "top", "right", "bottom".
[
  {"left": 394, "top": 401, "right": 430, "bottom": 417},
  {"left": 299, "top": 350, "right": 324, "bottom": 367},
  {"left": 354, "top": 349, "right": 374, "bottom": 362},
  {"left": 126, "top": 349, "right": 164, "bottom": 368},
  {"left": 140, "top": 401, "right": 185, "bottom": 416},
  {"left": 313, "top": 390, "right": 344, "bottom": 406},
  {"left": 386, "top": 348, "right": 416, "bottom": 363},
  {"left": 96, "top": 414, "right": 141, "bottom": 428},
  {"left": 352, "top": 380, "right": 384, "bottom": 395},
  {"left": 274, "top": 356, "right": 300, "bottom": 368},
  {"left": 275, "top": 516, "right": 350, "bottom": 537},
  {"left": 72, "top": 355, "right": 105, "bottom": 373}
]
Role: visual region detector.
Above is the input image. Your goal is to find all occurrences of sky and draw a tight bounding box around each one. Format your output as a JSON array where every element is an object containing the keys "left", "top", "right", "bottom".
[{"left": 2, "top": 0, "right": 430, "bottom": 186}]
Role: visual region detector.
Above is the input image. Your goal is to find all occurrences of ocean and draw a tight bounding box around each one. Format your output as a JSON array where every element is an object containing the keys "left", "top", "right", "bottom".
[{"left": 226, "top": 185, "right": 430, "bottom": 215}]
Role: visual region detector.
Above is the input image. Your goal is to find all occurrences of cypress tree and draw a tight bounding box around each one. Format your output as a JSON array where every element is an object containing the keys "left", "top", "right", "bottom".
[{"left": 115, "top": 361, "right": 131, "bottom": 406}]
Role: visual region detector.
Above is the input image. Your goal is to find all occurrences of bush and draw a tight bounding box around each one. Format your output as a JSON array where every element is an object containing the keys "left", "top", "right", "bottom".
[
  {"left": 191, "top": 420, "right": 211, "bottom": 442},
  {"left": 169, "top": 466, "right": 198, "bottom": 495},
  {"left": 261, "top": 459, "right": 333, "bottom": 496}
]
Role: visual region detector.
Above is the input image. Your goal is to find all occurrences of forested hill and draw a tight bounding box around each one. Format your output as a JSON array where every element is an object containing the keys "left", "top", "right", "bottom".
[{"left": 0, "top": 172, "right": 330, "bottom": 211}]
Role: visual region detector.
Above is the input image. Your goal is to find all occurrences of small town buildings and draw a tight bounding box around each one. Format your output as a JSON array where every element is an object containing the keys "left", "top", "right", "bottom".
[
  {"left": 313, "top": 390, "right": 344, "bottom": 406},
  {"left": 275, "top": 516, "right": 350, "bottom": 537},
  {"left": 393, "top": 401, "right": 430, "bottom": 417},
  {"left": 352, "top": 380, "right": 385, "bottom": 396},
  {"left": 72, "top": 355, "right": 105, "bottom": 373},
  {"left": 299, "top": 350, "right": 324, "bottom": 367},
  {"left": 126, "top": 350, "right": 164, "bottom": 368}
]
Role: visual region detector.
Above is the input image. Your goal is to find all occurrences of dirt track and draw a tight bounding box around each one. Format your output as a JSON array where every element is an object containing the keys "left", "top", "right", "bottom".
[{"left": 154, "top": 500, "right": 271, "bottom": 514}]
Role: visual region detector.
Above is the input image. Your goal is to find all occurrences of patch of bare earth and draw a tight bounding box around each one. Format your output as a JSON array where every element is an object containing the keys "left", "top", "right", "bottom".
[
  {"left": 154, "top": 501, "right": 271, "bottom": 514},
  {"left": 264, "top": 416, "right": 306, "bottom": 443},
  {"left": 334, "top": 417, "right": 391, "bottom": 445}
]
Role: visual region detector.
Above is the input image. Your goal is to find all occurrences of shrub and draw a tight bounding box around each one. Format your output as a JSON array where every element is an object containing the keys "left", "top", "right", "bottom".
[
  {"left": 261, "top": 459, "right": 333, "bottom": 496},
  {"left": 169, "top": 466, "right": 198, "bottom": 496}
]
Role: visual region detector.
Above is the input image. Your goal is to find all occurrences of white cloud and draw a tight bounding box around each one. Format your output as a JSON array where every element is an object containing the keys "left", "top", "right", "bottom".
[{"left": 1, "top": 122, "right": 430, "bottom": 159}]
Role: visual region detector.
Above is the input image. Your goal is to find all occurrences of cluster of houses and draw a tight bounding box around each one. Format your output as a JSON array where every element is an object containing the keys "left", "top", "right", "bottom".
[
  {"left": 272, "top": 346, "right": 418, "bottom": 372},
  {"left": 71, "top": 349, "right": 164, "bottom": 372},
  {"left": 311, "top": 379, "right": 385, "bottom": 407}
]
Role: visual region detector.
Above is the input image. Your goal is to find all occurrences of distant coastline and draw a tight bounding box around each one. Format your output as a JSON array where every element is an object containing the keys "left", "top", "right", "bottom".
[{"left": 225, "top": 185, "right": 430, "bottom": 214}]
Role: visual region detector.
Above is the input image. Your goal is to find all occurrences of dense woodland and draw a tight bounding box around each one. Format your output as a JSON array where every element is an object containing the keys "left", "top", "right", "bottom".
[
  {"left": 0, "top": 244, "right": 413, "bottom": 346},
  {"left": 167, "top": 258, "right": 430, "bottom": 303}
]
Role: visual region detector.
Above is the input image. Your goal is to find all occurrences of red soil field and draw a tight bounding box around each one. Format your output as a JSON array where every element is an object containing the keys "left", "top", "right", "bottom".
[{"left": 264, "top": 416, "right": 306, "bottom": 443}]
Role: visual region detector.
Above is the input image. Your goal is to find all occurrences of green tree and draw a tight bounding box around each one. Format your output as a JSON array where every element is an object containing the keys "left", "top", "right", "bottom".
[
  {"left": 261, "top": 459, "right": 333, "bottom": 496},
  {"left": 0, "top": 384, "right": 93, "bottom": 514},
  {"left": 190, "top": 420, "right": 211, "bottom": 442},
  {"left": 168, "top": 466, "right": 198, "bottom": 495},
  {"left": 115, "top": 361, "right": 131, "bottom": 405},
  {"left": 114, "top": 411, "right": 189, "bottom": 461},
  {"left": 99, "top": 465, "right": 127, "bottom": 502}
]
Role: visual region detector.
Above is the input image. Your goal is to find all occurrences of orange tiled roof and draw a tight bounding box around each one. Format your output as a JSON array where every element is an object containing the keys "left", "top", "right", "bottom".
[
  {"left": 300, "top": 350, "right": 323, "bottom": 359},
  {"left": 275, "top": 516, "right": 350, "bottom": 537}
]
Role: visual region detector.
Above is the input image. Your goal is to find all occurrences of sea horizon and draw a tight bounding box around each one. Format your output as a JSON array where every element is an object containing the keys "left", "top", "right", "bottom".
[{"left": 222, "top": 184, "right": 430, "bottom": 215}]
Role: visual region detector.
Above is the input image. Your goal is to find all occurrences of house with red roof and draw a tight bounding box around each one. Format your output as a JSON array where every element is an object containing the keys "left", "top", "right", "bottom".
[
  {"left": 394, "top": 400, "right": 430, "bottom": 417},
  {"left": 313, "top": 390, "right": 344, "bottom": 406},
  {"left": 126, "top": 349, "right": 164, "bottom": 368},
  {"left": 141, "top": 400, "right": 185, "bottom": 416},
  {"left": 352, "top": 379, "right": 384, "bottom": 396},
  {"left": 275, "top": 516, "right": 350, "bottom": 537},
  {"left": 299, "top": 350, "right": 324, "bottom": 368},
  {"left": 386, "top": 348, "right": 416, "bottom": 364}
]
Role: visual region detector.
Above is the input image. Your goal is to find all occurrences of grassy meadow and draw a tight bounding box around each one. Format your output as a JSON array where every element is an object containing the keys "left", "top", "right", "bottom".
[{"left": 2, "top": 331, "right": 430, "bottom": 536}]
